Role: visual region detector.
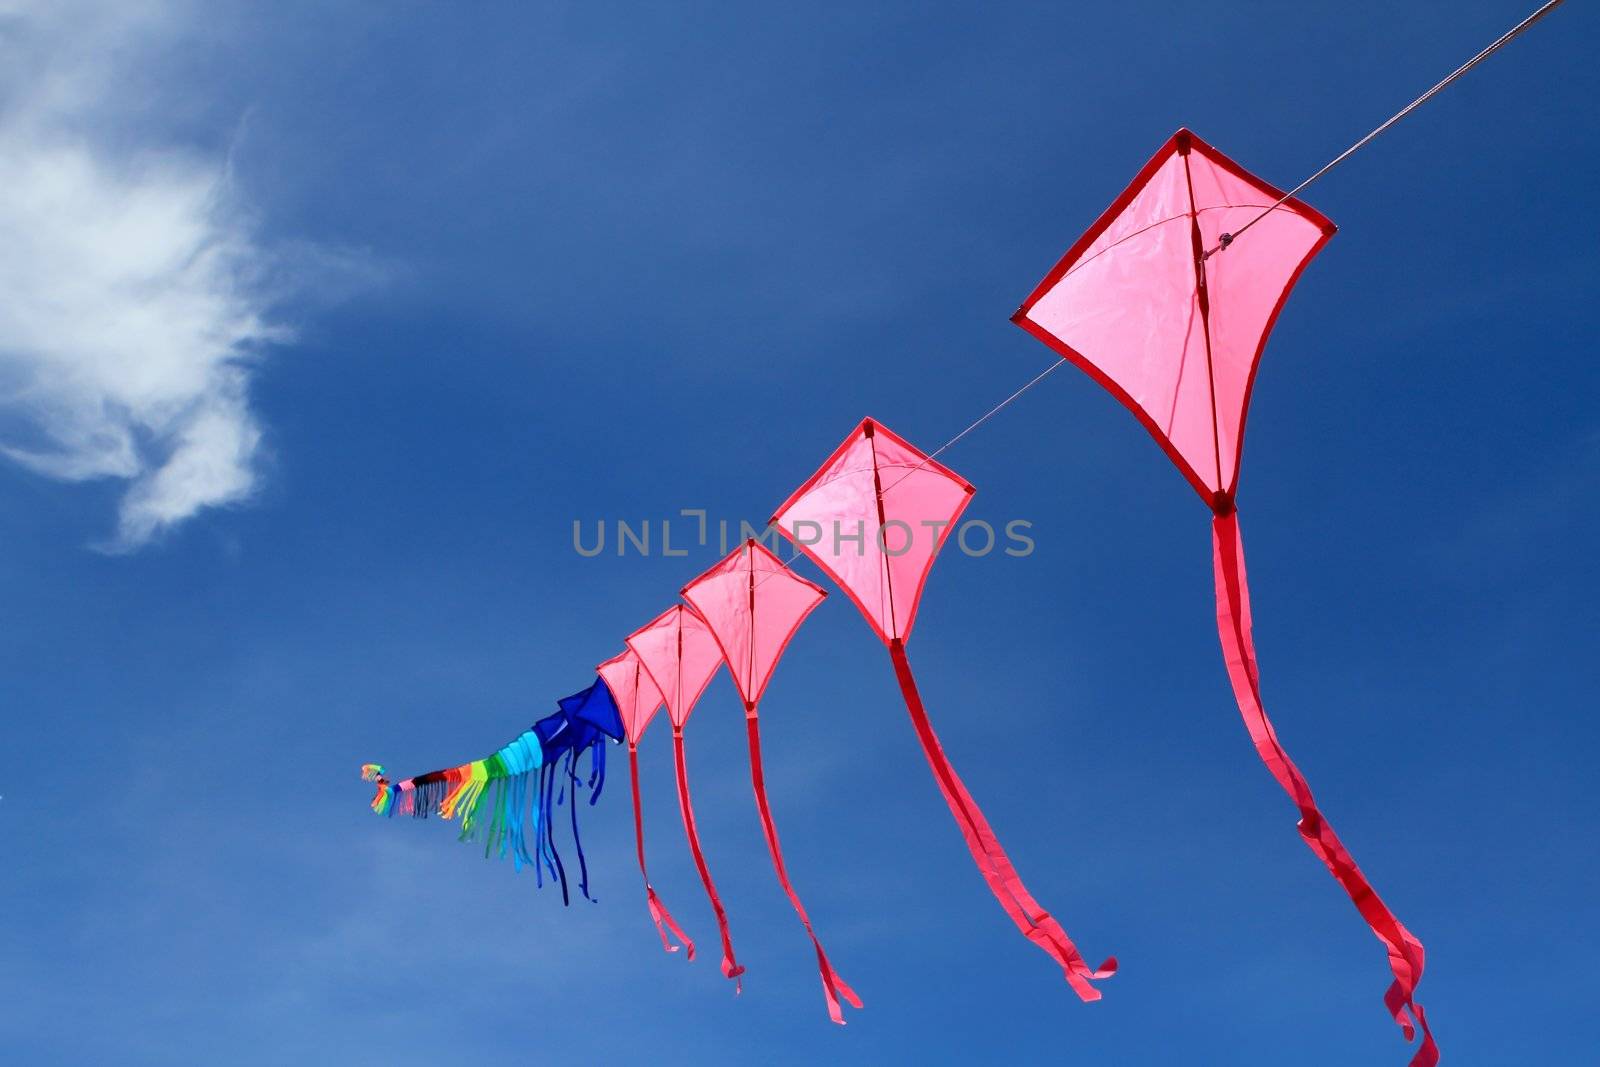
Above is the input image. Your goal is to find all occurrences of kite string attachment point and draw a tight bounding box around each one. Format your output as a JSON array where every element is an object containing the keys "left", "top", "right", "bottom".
[{"left": 1201, "top": 233, "right": 1234, "bottom": 262}]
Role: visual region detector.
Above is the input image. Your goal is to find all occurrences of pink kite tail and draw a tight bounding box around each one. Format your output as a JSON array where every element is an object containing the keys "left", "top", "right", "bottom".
[
  {"left": 889, "top": 639, "right": 1115, "bottom": 1001},
  {"left": 745, "top": 706, "right": 862, "bottom": 1024},
  {"left": 1212, "top": 509, "right": 1436, "bottom": 1067},
  {"left": 672, "top": 727, "right": 745, "bottom": 991},
  {"left": 628, "top": 744, "right": 695, "bottom": 958}
]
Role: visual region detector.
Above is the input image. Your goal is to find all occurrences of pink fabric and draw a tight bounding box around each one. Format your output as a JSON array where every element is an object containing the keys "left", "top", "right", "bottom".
[
  {"left": 1014, "top": 129, "right": 1334, "bottom": 508},
  {"left": 681, "top": 539, "right": 827, "bottom": 707},
  {"left": 1214, "top": 512, "right": 1435, "bottom": 1066},
  {"left": 1015, "top": 129, "right": 1432, "bottom": 1061},
  {"left": 626, "top": 606, "right": 724, "bottom": 730},
  {"left": 627, "top": 607, "right": 741, "bottom": 989},
  {"left": 672, "top": 725, "right": 744, "bottom": 989},
  {"left": 683, "top": 540, "right": 862, "bottom": 1023},
  {"left": 598, "top": 648, "right": 666, "bottom": 746},
  {"left": 602, "top": 647, "right": 693, "bottom": 956},
  {"left": 772, "top": 418, "right": 1111, "bottom": 999},
  {"left": 743, "top": 713, "right": 862, "bottom": 1023},
  {"left": 769, "top": 418, "right": 973, "bottom": 645},
  {"left": 628, "top": 743, "right": 695, "bottom": 957},
  {"left": 891, "top": 640, "right": 1115, "bottom": 1001}
]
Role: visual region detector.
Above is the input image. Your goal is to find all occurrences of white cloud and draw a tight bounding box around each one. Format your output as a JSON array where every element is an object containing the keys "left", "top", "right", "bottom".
[{"left": 0, "top": 0, "right": 290, "bottom": 549}]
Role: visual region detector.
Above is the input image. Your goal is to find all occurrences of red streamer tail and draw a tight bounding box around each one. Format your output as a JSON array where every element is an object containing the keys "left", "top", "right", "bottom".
[
  {"left": 888, "top": 640, "right": 1114, "bottom": 1001},
  {"left": 745, "top": 707, "right": 862, "bottom": 1023},
  {"left": 672, "top": 727, "right": 744, "bottom": 991},
  {"left": 1212, "top": 510, "right": 1436, "bottom": 1067},
  {"left": 628, "top": 745, "right": 695, "bottom": 959}
]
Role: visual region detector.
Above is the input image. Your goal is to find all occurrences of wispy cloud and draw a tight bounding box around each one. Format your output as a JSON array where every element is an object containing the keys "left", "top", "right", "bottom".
[{"left": 0, "top": 0, "right": 316, "bottom": 549}]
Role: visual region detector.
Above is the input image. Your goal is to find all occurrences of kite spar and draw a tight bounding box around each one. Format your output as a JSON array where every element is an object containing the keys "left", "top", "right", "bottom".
[
  {"left": 627, "top": 605, "right": 745, "bottom": 991},
  {"left": 1014, "top": 129, "right": 1434, "bottom": 1065},
  {"left": 770, "top": 418, "right": 1115, "bottom": 1002},
  {"left": 683, "top": 539, "right": 863, "bottom": 1024}
]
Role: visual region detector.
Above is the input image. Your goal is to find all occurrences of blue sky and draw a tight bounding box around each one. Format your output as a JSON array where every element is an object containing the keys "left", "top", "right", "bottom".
[{"left": 1, "top": 2, "right": 1595, "bottom": 1063}]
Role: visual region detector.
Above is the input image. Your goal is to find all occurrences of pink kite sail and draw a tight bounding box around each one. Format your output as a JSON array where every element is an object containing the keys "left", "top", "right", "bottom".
[
  {"left": 1014, "top": 129, "right": 1434, "bottom": 1065},
  {"left": 597, "top": 647, "right": 695, "bottom": 958},
  {"left": 626, "top": 605, "right": 744, "bottom": 990},
  {"left": 770, "top": 417, "right": 1115, "bottom": 1001},
  {"left": 683, "top": 539, "right": 863, "bottom": 1024}
]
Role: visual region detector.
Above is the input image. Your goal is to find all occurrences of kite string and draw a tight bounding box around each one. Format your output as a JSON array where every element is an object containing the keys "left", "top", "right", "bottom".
[
  {"left": 1205, "top": 0, "right": 1566, "bottom": 258},
  {"left": 878, "top": 358, "right": 1067, "bottom": 497}
]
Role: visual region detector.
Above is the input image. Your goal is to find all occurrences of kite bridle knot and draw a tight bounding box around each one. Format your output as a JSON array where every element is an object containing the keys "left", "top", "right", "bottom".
[{"left": 1201, "top": 233, "right": 1234, "bottom": 262}]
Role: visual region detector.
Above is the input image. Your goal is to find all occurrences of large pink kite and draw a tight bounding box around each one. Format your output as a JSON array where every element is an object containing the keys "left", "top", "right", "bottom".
[
  {"left": 597, "top": 647, "right": 695, "bottom": 958},
  {"left": 626, "top": 605, "right": 744, "bottom": 991},
  {"left": 770, "top": 418, "right": 1115, "bottom": 1001},
  {"left": 682, "top": 539, "right": 862, "bottom": 1024},
  {"left": 1013, "top": 128, "right": 1435, "bottom": 1065}
]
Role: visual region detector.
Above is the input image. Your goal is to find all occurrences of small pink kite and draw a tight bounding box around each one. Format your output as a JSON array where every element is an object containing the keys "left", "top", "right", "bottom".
[
  {"left": 597, "top": 647, "right": 696, "bottom": 958},
  {"left": 770, "top": 417, "right": 1115, "bottom": 1001},
  {"left": 626, "top": 605, "right": 745, "bottom": 991},
  {"left": 683, "top": 539, "right": 863, "bottom": 1024},
  {"left": 1013, "top": 128, "right": 1434, "bottom": 1065}
]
